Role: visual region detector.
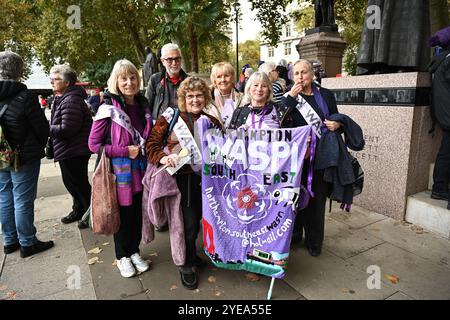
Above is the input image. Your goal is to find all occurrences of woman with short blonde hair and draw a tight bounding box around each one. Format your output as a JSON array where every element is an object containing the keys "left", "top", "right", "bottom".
[
  {"left": 107, "top": 59, "right": 141, "bottom": 96},
  {"left": 89, "top": 59, "right": 152, "bottom": 278},
  {"left": 207, "top": 62, "right": 243, "bottom": 128}
]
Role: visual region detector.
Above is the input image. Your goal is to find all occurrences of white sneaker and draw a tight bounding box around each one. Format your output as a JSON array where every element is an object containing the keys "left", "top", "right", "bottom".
[
  {"left": 117, "top": 257, "right": 136, "bottom": 278},
  {"left": 130, "top": 253, "right": 150, "bottom": 273}
]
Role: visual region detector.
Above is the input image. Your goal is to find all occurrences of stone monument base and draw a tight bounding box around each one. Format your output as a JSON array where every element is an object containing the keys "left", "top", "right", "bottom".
[
  {"left": 297, "top": 29, "right": 346, "bottom": 78},
  {"left": 322, "top": 72, "right": 442, "bottom": 220}
]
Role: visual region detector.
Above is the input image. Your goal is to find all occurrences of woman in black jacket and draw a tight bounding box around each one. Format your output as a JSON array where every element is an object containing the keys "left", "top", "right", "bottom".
[
  {"left": 0, "top": 51, "right": 54, "bottom": 258},
  {"left": 282, "top": 59, "right": 341, "bottom": 257},
  {"left": 49, "top": 65, "right": 92, "bottom": 224}
]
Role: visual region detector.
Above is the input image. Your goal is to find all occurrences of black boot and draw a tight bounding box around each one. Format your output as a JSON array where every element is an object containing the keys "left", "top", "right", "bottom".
[
  {"left": 431, "top": 191, "right": 449, "bottom": 201},
  {"left": 179, "top": 266, "right": 198, "bottom": 290},
  {"left": 3, "top": 242, "right": 20, "bottom": 254},
  {"left": 61, "top": 211, "right": 82, "bottom": 224},
  {"left": 20, "top": 240, "right": 54, "bottom": 258}
]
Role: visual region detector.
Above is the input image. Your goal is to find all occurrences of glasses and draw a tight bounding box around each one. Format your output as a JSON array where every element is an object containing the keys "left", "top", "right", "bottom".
[
  {"left": 163, "top": 56, "right": 182, "bottom": 64},
  {"left": 186, "top": 93, "right": 204, "bottom": 100},
  {"left": 50, "top": 78, "right": 63, "bottom": 82}
]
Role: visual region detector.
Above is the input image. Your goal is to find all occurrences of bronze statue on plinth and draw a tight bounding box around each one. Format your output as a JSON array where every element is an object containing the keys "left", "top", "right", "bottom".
[{"left": 356, "top": 0, "right": 431, "bottom": 75}]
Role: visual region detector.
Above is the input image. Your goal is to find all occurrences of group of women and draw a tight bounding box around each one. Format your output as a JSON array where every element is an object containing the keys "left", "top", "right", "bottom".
[
  {"left": 86, "top": 56, "right": 341, "bottom": 291},
  {"left": 0, "top": 51, "right": 340, "bottom": 288}
]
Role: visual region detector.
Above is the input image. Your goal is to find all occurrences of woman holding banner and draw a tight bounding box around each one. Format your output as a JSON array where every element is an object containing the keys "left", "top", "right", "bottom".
[
  {"left": 146, "top": 76, "right": 222, "bottom": 290},
  {"left": 282, "top": 59, "right": 340, "bottom": 257},
  {"left": 228, "top": 71, "right": 293, "bottom": 130}
]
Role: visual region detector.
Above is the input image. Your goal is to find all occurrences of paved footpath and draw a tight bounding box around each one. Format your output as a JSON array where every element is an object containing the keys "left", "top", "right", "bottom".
[{"left": 1, "top": 155, "right": 450, "bottom": 300}]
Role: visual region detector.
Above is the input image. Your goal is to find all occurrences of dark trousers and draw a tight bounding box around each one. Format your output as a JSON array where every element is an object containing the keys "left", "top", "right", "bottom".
[
  {"left": 294, "top": 162, "right": 330, "bottom": 248},
  {"left": 176, "top": 173, "right": 202, "bottom": 268},
  {"left": 114, "top": 192, "right": 143, "bottom": 259},
  {"left": 59, "top": 155, "right": 91, "bottom": 216},
  {"left": 432, "top": 129, "right": 450, "bottom": 197}
]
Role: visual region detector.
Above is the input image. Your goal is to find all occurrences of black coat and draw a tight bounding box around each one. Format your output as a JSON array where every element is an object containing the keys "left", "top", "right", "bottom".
[
  {"left": 50, "top": 86, "right": 92, "bottom": 161},
  {"left": 144, "top": 69, "right": 188, "bottom": 120},
  {"left": 0, "top": 80, "right": 49, "bottom": 166},
  {"left": 228, "top": 102, "right": 286, "bottom": 129},
  {"left": 428, "top": 49, "right": 450, "bottom": 131},
  {"left": 315, "top": 113, "right": 365, "bottom": 205}
]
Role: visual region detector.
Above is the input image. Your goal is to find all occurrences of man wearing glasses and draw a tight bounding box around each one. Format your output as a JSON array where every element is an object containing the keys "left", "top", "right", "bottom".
[{"left": 145, "top": 43, "right": 189, "bottom": 120}]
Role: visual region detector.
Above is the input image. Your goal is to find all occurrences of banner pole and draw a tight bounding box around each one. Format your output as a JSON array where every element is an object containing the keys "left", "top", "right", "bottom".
[{"left": 267, "top": 277, "right": 276, "bottom": 300}]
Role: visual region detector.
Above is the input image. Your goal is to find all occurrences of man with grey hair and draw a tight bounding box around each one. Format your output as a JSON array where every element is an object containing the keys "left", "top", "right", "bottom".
[
  {"left": 145, "top": 43, "right": 188, "bottom": 120},
  {"left": 0, "top": 51, "right": 54, "bottom": 258},
  {"left": 258, "top": 62, "right": 285, "bottom": 104}
]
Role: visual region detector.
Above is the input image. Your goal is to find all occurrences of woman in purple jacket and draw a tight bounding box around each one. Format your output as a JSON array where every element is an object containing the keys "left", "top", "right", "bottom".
[{"left": 88, "top": 59, "right": 152, "bottom": 278}]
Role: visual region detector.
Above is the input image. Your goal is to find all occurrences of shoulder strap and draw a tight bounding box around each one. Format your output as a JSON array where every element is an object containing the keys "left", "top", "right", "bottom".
[
  {"left": 0, "top": 104, "right": 9, "bottom": 119},
  {"left": 162, "top": 107, "right": 180, "bottom": 146}
]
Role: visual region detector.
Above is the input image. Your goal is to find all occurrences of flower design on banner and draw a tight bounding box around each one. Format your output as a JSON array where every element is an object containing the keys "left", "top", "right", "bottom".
[
  {"left": 222, "top": 174, "right": 273, "bottom": 224},
  {"left": 237, "top": 187, "right": 257, "bottom": 210}
]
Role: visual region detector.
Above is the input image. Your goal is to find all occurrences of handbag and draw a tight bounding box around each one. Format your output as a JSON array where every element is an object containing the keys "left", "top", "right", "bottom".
[
  {"left": 91, "top": 147, "right": 120, "bottom": 235},
  {"left": 351, "top": 155, "right": 364, "bottom": 197}
]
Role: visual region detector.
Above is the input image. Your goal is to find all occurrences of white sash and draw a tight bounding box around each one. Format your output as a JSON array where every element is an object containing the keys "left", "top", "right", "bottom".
[
  {"left": 162, "top": 108, "right": 202, "bottom": 170},
  {"left": 294, "top": 95, "right": 324, "bottom": 139},
  {"left": 95, "top": 104, "right": 146, "bottom": 154}
]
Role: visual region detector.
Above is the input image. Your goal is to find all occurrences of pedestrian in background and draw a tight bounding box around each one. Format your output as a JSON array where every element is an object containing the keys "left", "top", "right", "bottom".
[
  {"left": 49, "top": 65, "right": 92, "bottom": 225},
  {"left": 89, "top": 59, "right": 152, "bottom": 278},
  {"left": 0, "top": 51, "right": 54, "bottom": 258}
]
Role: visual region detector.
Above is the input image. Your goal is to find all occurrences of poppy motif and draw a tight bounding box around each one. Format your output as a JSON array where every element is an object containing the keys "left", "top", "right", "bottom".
[
  {"left": 222, "top": 173, "right": 273, "bottom": 224},
  {"left": 237, "top": 187, "right": 257, "bottom": 210}
]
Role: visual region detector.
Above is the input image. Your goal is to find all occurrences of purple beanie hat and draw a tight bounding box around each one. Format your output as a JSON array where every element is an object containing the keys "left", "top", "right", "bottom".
[{"left": 429, "top": 26, "right": 450, "bottom": 48}]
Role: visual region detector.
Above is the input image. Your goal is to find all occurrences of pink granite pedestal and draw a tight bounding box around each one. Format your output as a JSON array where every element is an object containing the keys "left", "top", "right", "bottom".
[{"left": 322, "top": 72, "right": 442, "bottom": 220}]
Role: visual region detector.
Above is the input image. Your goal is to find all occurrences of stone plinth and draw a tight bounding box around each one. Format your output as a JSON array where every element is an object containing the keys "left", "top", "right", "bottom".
[
  {"left": 297, "top": 30, "right": 346, "bottom": 78},
  {"left": 322, "top": 72, "right": 442, "bottom": 220}
]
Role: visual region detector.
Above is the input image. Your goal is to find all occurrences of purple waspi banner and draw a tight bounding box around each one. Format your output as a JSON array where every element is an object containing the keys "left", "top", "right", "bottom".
[{"left": 198, "top": 117, "right": 312, "bottom": 278}]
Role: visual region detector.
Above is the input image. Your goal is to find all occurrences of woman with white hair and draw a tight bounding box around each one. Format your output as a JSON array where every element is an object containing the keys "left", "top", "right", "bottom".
[
  {"left": 282, "top": 59, "right": 340, "bottom": 257},
  {"left": 258, "top": 61, "right": 285, "bottom": 104},
  {"left": 89, "top": 59, "right": 152, "bottom": 278},
  {"left": 49, "top": 64, "right": 93, "bottom": 225},
  {"left": 0, "top": 51, "right": 54, "bottom": 258}
]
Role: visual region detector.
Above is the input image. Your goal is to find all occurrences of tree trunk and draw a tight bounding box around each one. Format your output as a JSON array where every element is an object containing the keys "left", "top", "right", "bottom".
[{"left": 188, "top": 23, "right": 198, "bottom": 73}]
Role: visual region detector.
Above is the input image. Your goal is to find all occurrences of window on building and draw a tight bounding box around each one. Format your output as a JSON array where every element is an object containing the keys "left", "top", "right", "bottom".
[
  {"left": 284, "top": 42, "right": 291, "bottom": 55},
  {"left": 285, "top": 25, "right": 291, "bottom": 38},
  {"left": 268, "top": 47, "right": 274, "bottom": 57}
]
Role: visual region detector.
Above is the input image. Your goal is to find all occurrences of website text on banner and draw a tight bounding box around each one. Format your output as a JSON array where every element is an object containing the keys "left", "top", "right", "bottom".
[{"left": 198, "top": 117, "right": 312, "bottom": 278}]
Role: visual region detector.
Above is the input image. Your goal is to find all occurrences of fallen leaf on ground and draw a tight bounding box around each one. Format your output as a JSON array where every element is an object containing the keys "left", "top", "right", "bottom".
[
  {"left": 149, "top": 252, "right": 158, "bottom": 257},
  {"left": 112, "top": 260, "right": 117, "bottom": 266},
  {"left": 195, "top": 289, "right": 200, "bottom": 293},
  {"left": 208, "top": 276, "right": 216, "bottom": 283},
  {"left": 170, "top": 285, "right": 178, "bottom": 291},
  {"left": 102, "top": 242, "right": 110, "bottom": 246},
  {"left": 245, "top": 273, "right": 260, "bottom": 282},
  {"left": 6, "top": 291, "right": 17, "bottom": 300},
  {"left": 341, "top": 288, "right": 349, "bottom": 293},
  {"left": 215, "top": 291, "right": 222, "bottom": 297},
  {"left": 385, "top": 274, "right": 399, "bottom": 284},
  {"left": 0, "top": 285, "right": 7, "bottom": 291},
  {"left": 88, "top": 247, "right": 102, "bottom": 254},
  {"left": 88, "top": 257, "right": 99, "bottom": 265}
]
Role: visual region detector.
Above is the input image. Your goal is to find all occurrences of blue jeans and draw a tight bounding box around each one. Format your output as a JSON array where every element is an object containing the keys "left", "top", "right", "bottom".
[{"left": 0, "top": 160, "right": 40, "bottom": 247}]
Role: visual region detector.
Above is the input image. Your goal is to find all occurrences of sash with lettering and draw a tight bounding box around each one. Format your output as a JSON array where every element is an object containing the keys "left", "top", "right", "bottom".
[
  {"left": 291, "top": 85, "right": 329, "bottom": 139},
  {"left": 161, "top": 108, "right": 202, "bottom": 172},
  {"left": 198, "top": 117, "right": 312, "bottom": 278}
]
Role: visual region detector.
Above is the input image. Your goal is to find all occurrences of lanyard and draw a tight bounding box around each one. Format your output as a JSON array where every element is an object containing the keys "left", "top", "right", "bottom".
[{"left": 251, "top": 106, "right": 268, "bottom": 129}]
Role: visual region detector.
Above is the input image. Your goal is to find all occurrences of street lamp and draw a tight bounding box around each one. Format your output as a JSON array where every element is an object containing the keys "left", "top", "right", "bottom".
[{"left": 233, "top": 0, "right": 240, "bottom": 84}]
